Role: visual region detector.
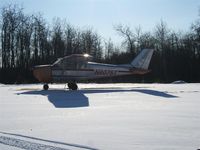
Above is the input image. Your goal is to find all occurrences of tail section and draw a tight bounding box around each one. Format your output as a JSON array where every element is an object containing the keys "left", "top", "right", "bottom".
[{"left": 131, "top": 49, "right": 154, "bottom": 70}]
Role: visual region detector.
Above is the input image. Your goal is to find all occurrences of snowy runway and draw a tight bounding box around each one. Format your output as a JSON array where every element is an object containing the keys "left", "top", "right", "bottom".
[{"left": 0, "top": 83, "right": 200, "bottom": 150}]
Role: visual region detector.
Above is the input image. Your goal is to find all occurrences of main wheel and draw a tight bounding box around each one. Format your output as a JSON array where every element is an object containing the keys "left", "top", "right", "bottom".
[
  {"left": 68, "top": 83, "right": 78, "bottom": 90},
  {"left": 71, "top": 83, "right": 78, "bottom": 90},
  {"left": 43, "top": 84, "right": 49, "bottom": 90}
]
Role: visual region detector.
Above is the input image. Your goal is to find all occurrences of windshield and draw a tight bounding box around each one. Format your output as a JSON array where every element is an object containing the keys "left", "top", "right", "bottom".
[{"left": 53, "top": 58, "right": 62, "bottom": 66}]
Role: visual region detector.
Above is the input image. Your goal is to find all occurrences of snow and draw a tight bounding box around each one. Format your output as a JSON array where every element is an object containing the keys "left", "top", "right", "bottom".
[
  {"left": 171, "top": 80, "right": 187, "bottom": 84},
  {"left": 0, "top": 83, "right": 200, "bottom": 150}
]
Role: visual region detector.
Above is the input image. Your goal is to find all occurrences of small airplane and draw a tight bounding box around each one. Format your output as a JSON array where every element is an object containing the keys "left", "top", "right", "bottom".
[{"left": 33, "top": 49, "right": 154, "bottom": 90}]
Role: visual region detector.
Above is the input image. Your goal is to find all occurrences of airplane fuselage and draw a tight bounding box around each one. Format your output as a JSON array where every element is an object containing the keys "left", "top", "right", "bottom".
[
  {"left": 52, "top": 62, "right": 149, "bottom": 82},
  {"left": 33, "top": 62, "right": 149, "bottom": 83}
]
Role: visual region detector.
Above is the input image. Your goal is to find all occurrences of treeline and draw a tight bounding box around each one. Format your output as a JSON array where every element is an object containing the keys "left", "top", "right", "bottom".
[{"left": 0, "top": 4, "right": 200, "bottom": 83}]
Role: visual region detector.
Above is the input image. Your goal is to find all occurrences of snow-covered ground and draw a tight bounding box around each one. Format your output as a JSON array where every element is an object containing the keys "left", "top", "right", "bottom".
[{"left": 0, "top": 83, "right": 200, "bottom": 150}]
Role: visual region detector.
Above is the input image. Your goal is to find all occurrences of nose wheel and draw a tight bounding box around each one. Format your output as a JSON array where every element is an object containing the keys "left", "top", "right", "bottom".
[
  {"left": 43, "top": 84, "right": 49, "bottom": 90},
  {"left": 68, "top": 82, "right": 78, "bottom": 90}
]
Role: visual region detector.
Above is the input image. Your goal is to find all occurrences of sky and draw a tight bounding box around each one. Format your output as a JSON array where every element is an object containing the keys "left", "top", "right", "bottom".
[{"left": 0, "top": 0, "right": 200, "bottom": 43}]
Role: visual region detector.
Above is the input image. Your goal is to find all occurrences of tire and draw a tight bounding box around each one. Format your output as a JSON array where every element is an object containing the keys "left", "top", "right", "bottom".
[
  {"left": 68, "top": 83, "right": 78, "bottom": 90},
  {"left": 71, "top": 83, "right": 78, "bottom": 90},
  {"left": 43, "top": 84, "right": 49, "bottom": 90}
]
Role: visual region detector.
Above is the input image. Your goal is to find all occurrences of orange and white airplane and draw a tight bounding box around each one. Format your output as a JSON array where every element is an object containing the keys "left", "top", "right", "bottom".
[{"left": 33, "top": 49, "right": 154, "bottom": 90}]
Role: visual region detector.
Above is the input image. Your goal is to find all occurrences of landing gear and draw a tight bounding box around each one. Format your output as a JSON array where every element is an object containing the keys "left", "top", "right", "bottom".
[
  {"left": 68, "top": 82, "right": 78, "bottom": 90},
  {"left": 42, "top": 83, "right": 78, "bottom": 90},
  {"left": 43, "top": 84, "right": 49, "bottom": 90}
]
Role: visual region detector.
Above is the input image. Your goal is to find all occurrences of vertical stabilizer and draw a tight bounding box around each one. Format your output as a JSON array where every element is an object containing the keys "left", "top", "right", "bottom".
[{"left": 131, "top": 49, "right": 154, "bottom": 69}]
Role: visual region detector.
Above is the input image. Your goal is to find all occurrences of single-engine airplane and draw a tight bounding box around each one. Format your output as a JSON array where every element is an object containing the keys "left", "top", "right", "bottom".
[{"left": 33, "top": 49, "right": 154, "bottom": 90}]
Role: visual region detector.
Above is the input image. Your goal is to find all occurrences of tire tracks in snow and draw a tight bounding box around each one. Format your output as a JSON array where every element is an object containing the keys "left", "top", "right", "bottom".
[
  {"left": 0, "top": 132, "right": 98, "bottom": 150},
  {"left": 0, "top": 136, "right": 68, "bottom": 150}
]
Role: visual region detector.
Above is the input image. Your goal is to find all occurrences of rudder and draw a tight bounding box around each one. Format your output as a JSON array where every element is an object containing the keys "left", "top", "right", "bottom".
[{"left": 131, "top": 49, "right": 154, "bottom": 69}]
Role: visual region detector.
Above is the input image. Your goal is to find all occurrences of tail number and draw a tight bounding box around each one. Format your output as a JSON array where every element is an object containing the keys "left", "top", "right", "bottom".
[{"left": 95, "top": 69, "right": 117, "bottom": 76}]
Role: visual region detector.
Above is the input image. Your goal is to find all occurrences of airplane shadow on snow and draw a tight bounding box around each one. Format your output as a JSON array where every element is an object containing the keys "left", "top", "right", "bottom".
[
  {"left": 18, "top": 90, "right": 90, "bottom": 108},
  {"left": 18, "top": 87, "right": 178, "bottom": 108}
]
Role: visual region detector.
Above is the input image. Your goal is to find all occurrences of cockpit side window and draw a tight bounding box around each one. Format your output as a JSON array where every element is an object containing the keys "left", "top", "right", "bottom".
[
  {"left": 53, "top": 55, "right": 89, "bottom": 70},
  {"left": 77, "top": 59, "right": 87, "bottom": 69},
  {"left": 61, "top": 57, "right": 76, "bottom": 69}
]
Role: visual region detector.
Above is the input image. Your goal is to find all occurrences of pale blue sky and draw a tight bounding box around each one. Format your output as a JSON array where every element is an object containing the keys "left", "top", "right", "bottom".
[{"left": 0, "top": 0, "right": 199, "bottom": 43}]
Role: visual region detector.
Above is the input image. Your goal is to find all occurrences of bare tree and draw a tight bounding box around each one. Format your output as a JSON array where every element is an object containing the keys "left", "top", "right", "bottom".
[
  {"left": 32, "top": 14, "right": 49, "bottom": 64},
  {"left": 115, "top": 24, "right": 136, "bottom": 54},
  {"left": 154, "top": 20, "right": 170, "bottom": 51},
  {"left": 51, "top": 18, "right": 65, "bottom": 58},
  {"left": 64, "top": 23, "right": 76, "bottom": 55},
  {"left": 1, "top": 4, "right": 23, "bottom": 68},
  {"left": 140, "top": 32, "right": 155, "bottom": 49},
  {"left": 104, "top": 38, "right": 114, "bottom": 59},
  {"left": 154, "top": 20, "right": 171, "bottom": 81},
  {"left": 135, "top": 25, "right": 142, "bottom": 51}
]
